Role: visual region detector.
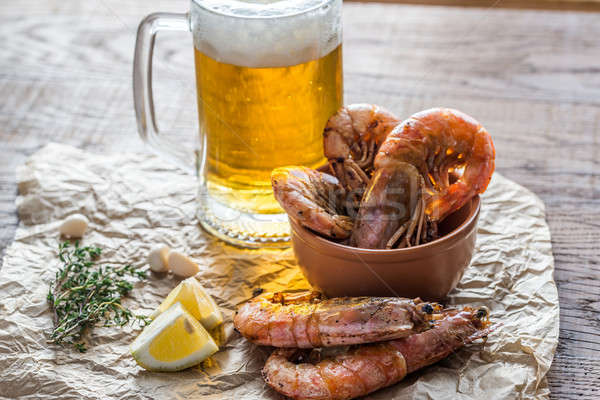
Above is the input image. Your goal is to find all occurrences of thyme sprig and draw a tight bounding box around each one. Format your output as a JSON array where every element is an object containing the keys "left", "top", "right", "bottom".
[{"left": 47, "top": 241, "right": 149, "bottom": 352}]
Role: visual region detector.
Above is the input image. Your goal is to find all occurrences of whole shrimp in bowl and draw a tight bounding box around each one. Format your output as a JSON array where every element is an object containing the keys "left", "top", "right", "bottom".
[
  {"left": 353, "top": 108, "right": 495, "bottom": 249},
  {"left": 272, "top": 166, "right": 353, "bottom": 240},
  {"left": 323, "top": 104, "right": 401, "bottom": 212}
]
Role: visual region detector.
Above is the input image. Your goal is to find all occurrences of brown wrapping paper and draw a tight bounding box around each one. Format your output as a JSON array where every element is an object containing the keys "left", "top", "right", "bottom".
[{"left": 0, "top": 143, "right": 559, "bottom": 399}]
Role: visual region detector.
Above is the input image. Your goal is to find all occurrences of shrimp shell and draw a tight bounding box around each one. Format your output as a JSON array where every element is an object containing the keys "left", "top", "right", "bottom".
[
  {"left": 262, "top": 307, "right": 493, "bottom": 400},
  {"left": 233, "top": 291, "right": 438, "bottom": 348},
  {"left": 352, "top": 108, "right": 495, "bottom": 248},
  {"left": 350, "top": 163, "right": 423, "bottom": 249},
  {"left": 323, "top": 104, "right": 401, "bottom": 213},
  {"left": 377, "top": 108, "right": 495, "bottom": 222},
  {"left": 271, "top": 166, "right": 353, "bottom": 240}
]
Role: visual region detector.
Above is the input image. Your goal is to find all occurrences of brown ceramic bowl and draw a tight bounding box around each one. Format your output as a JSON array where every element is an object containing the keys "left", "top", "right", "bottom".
[{"left": 290, "top": 196, "right": 480, "bottom": 301}]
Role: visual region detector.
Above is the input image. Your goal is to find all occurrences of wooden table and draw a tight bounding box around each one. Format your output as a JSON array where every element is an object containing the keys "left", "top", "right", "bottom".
[{"left": 1, "top": 1, "right": 599, "bottom": 398}]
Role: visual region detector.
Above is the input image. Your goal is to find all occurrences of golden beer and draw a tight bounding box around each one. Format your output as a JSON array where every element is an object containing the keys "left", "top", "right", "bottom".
[
  {"left": 194, "top": 45, "right": 343, "bottom": 214},
  {"left": 134, "top": 0, "right": 343, "bottom": 246}
]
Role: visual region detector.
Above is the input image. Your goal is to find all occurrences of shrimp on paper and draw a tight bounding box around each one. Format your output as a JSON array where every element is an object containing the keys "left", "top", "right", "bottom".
[
  {"left": 233, "top": 290, "right": 444, "bottom": 348},
  {"left": 262, "top": 307, "right": 493, "bottom": 400}
]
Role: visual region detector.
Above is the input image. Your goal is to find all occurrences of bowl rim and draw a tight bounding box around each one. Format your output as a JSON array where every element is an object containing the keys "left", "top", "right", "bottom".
[{"left": 290, "top": 195, "right": 481, "bottom": 261}]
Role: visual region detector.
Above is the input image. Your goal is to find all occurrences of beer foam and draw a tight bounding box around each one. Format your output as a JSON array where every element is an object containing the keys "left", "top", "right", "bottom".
[{"left": 190, "top": 0, "right": 342, "bottom": 67}]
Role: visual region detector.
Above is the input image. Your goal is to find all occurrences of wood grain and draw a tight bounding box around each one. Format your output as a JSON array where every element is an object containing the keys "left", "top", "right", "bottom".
[
  {"left": 357, "top": 0, "right": 600, "bottom": 12},
  {"left": 1, "top": 1, "right": 600, "bottom": 398}
]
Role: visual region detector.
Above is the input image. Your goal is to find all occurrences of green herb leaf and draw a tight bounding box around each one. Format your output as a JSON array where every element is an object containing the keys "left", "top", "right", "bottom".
[{"left": 47, "top": 241, "right": 149, "bottom": 351}]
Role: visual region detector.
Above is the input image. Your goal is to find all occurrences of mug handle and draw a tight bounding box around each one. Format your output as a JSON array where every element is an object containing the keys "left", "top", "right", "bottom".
[{"left": 133, "top": 12, "right": 197, "bottom": 174}]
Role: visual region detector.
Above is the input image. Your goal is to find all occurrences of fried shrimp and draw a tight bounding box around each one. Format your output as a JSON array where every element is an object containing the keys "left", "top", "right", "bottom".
[
  {"left": 262, "top": 307, "right": 493, "bottom": 400},
  {"left": 233, "top": 291, "right": 443, "bottom": 348},
  {"left": 271, "top": 166, "right": 353, "bottom": 240},
  {"left": 353, "top": 108, "right": 495, "bottom": 248},
  {"left": 323, "top": 104, "right": 401, "bottom": 212}
]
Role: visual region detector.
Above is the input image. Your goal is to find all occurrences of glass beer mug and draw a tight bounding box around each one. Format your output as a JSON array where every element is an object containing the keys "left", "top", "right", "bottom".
[{"left": 134, "top": 0, "right": 343, "bottom": 248}]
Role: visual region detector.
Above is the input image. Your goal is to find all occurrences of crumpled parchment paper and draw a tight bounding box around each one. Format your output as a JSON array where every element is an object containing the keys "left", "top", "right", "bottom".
[{"left": 0, "top": 143, "right": 559, "bottom": 399}]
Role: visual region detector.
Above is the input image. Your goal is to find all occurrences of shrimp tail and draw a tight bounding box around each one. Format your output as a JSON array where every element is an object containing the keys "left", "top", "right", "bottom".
[{"left": 391, "top": 306, "right": 493, "bottom": 373}]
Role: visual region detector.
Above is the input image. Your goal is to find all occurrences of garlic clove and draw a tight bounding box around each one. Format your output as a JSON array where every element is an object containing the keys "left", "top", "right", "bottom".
[
  {"left": 59, "top": 214, "right": 89, "bottom": 238},
  {"left": 148, "top": 245, "right": 171, "bottom": 273},
  {"left": 168, "top": 251, "right": 200, "bottom": 278}
]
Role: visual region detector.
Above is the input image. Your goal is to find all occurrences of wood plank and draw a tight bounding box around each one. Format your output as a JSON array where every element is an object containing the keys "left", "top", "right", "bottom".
[
  {"left": 1, "top": 2, "right": 600, "bottom": 398},
  {"left": 3, "top": 0, "right": 600, "bottom": 13},
  {"left": 548, "top": 355, "right": 600, "bottom": 397},
  {"left": 353, "top": 0, "right": 600, "bottom": 12}
]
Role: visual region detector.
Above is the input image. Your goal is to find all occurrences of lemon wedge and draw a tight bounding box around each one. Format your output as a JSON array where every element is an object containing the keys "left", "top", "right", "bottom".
[
  {"left": 151, "top": 277, "right": 223, "bottom": 330},
  {"left": 131, "top": 302, "right": 218, "bottom": 371}
]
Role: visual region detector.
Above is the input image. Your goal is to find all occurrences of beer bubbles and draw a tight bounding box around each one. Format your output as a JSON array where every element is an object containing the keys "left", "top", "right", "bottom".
[{"left": 190, "top": 0, "right": 342, "bottom": 67}]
